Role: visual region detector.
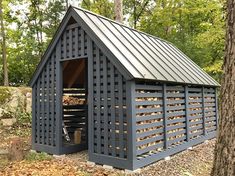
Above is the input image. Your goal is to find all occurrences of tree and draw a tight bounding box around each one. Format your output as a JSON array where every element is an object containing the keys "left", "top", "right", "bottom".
[
  {"left": 123, "top": 0, "right": 152, "bottom": 28},
  {"left": 81, "top": 0, "right": 114, "bottom": 19},
  {"left": 211, "top": 0, "right": 235, "bottom": 175},
  {"left": 139, "top": 0, "right": 225, "bottom": 82},
  {"left": 0, "top": 0, "right": 8, "bottom": 86},
  {"left": 114, "top": 0, "right": 123, "bottom": 23}
]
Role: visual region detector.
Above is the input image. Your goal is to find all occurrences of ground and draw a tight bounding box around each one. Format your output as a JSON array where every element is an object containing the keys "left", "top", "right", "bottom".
[{"left": 0, "top": 125, "right": 216, "bottom": 176}]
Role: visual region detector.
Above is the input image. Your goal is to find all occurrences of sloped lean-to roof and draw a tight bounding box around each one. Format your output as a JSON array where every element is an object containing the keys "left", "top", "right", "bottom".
[
  {"left": 73, "top": 7, "right": 219, "bottom": 86},
  {"left": 29, "top": 6, "right": 220, "bottom": 87}
]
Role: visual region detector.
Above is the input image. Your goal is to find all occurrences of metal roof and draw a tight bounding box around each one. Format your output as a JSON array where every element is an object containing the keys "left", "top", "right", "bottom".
[
  {"left": 73, "top": 7, "right": 219, "bottom": 86},
  {"left": 29, "top": 6, "right": 220, "bottom": 87}
]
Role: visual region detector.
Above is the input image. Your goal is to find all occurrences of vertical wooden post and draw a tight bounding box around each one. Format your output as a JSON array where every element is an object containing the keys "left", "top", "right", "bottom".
[
  {"left": 32, "top": 84, "right": 36, "bottom": 148},
  {"left": 87, "top": 36, "right": 94, "bottom": 156},
  {"left": 185, "top": 85, "right": 189, "bottom": 141},
  {"left": 163, "top": 83, "right": 168, "bottom": 149},
  {"left": 126, "top": 80, "right": 136, "bottom": 169},
  {"left": 56, "top": 39, "right": 63, "bottom": 154},
  {"left": 202, "top": 86, "right": 206, "bottom": 135}
]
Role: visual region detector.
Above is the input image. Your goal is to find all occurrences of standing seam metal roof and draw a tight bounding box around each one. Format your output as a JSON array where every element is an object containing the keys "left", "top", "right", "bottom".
[{"left": 74, "top": 7, "right": 219, "bottom": 86}]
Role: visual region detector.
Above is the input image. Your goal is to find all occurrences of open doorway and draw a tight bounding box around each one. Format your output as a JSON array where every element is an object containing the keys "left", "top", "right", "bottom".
[{"left": 61, "top": 58, "right": 88, "bottom": 151}]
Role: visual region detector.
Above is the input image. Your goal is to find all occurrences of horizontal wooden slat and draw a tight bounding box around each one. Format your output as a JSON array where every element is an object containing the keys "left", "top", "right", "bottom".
[
  {"left": 188, "top": 110, "right": 202, "bottom": 114},
  {"left": 167, "top": 105, "right": 185, "bottom": 111},
  {"left": 167, "top": 123, "right": 185, "bottom": 131},
  {"left": 136, "top": 114, "right": 163, "bottom": 122},
  {"left": 136, "top": 93, "right": 163, "bottom": 98},
  {"left": 136, "top": 128, "right": 163, "bottom": 138},
  {"left": 189, "top": 130, "right": 203, "bottom": 138},
  {"left": 204, "top": 93, "right": 216, "bottom": 97},
  {"left": 167, "top": 118, "right": 185, "bottom": 125},
  {"left": 188, "top": 104, "right": 202, "bottom": 108},
  {"left": 205, "top": 116, "right": 216, "bottom": 122},
  {"left": 190, "top": 120, "right": 203, "bottom": 126},
  {"left": 136, "top": 142, "right": 164, "bottom": 156},
  {"left": 136, "top": 121, "right": 164, "bottom": 130},
  {"left": 166, "top": 93, "right": 184, "bottom": 97},
  {"left": 166, "top": 111, "right": 185, "bottom": 117},
  {"left": 166, "top": 99, "right": 185, "bottom": 104},
  {"left": 188, "top": 99, "right": 202, "bottom": 103},
  {"left": 188, "top": 93, "right": 202, "bottom": 97},
  {"left": 168, "top": 136, "right": 186, "bottom": 145},
  {"left": 136, "top": 100, "right": 163, "bottom": 106},
  {"left": 167, "top": 129, "right": 186, "bottom": 138},
  {"left": 190, "top": 124, "right": 203, "bottom": 131},
  {"left": 166, "top": 86, "right": 184, "bottom": 91},
  {"left": 135, "top": 84, "right": 162, "bottom": 90},
  {"left": 205, "top": 121, "right": 216, "bottom": 127},
  {"left": 188, "top": 87, "right": 201, "bottom": 92},
  {"left": 137, "top": 135, "right": 164, "bottom": 147},
  {"left": 136, "top": 107, "right": 163, "bottom": 114},
  {"left": 189, "top": 114, "right": 203, "bottom": 120}
]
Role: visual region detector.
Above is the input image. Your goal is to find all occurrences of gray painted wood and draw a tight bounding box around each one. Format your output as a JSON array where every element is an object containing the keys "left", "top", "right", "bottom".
[
  {"left": 56, "top": 40, "right": 62, "bottom": 153},
  {"left": 46, "top": 61, "right": 50, "bottom": 145},
  {"left": 118, "top": 73, "right": 124, "bottom": 158},
  {"left": 185, "top": 85, "right": 189, "bottom": 141},
  {"left": 32, "top": 84, "right": 36, "bottom": 146},
  {"left": 41, "top": 68, "right": 45, "bottom": 145},
  {"left": 95, "top": 46, "right": 101, "bottom": 154},
  {"left": 202, "top": 87, "right": 206, "bottom": 135}
]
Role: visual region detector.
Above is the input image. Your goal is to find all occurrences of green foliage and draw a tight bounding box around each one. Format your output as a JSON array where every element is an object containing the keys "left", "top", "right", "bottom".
[
  {"left": 0, "top": 0, "right": 225, "bottom": 85},
  {"left": 25, "top": 152, "right": 52, "bottom": 161},
  {"left": 16, "top": 112, "right": 32, "bottom": 125},
  {"left": 139, "top": 0, "right": 225, "bottom": 82},
  {"left": 0, "top": 87, "right": 11, "bottom": 104},
  {"left": 81, "top": 0, "right": 114, "bottom": 19}
]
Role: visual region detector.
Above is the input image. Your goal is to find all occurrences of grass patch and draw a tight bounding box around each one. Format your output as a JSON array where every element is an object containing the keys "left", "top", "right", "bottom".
[{"left": 25, "top": 152, "right": 52, "bottom": 161}]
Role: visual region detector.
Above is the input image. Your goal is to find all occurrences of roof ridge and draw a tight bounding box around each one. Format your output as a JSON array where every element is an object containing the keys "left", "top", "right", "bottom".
[{"left": 71, "top": 5, "right": 172, "bottom": 45}]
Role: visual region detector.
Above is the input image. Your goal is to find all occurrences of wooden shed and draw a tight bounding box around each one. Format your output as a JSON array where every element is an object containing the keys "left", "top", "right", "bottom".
[{"left": 29, "top": 6, "right": 220, "bottom": 170}]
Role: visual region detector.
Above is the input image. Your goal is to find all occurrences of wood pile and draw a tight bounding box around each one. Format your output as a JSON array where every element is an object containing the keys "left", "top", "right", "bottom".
[{"left": 63, "top": 95, "right": 86, "bottom": 105}]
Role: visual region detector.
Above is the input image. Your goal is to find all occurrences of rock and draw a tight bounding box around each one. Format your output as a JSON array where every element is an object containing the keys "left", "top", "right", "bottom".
[
  {"left": 8, "top": 137, "right": 25, "bottom": 161},
  {"left": 1, "top": 118, "right": 16, "bottom": 126},
  {"left": 0, "top": 149, "right": 8, "bottom": 155}
]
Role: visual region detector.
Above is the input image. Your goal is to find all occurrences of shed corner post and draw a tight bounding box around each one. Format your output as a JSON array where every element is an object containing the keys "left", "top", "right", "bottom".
[
  {"left": 87, "top": 35, "right": 94, "bottom": 159},
  {"left": 31, "top": 84, "right": 36, "bottom": 149},
  {"left": 126, "top": 80, "right": 136, "bottom": 170},
  {"left": 55, "top": 39, "right": 63, "bottom": 155}
]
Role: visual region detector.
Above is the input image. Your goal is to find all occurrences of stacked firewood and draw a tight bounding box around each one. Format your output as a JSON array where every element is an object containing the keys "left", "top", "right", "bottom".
[
  {"left": 63, "top": 95, "right": 86, "bottom": 105},
  {"left": 136, "top": 90, "right": 206, "bottom": 154}
]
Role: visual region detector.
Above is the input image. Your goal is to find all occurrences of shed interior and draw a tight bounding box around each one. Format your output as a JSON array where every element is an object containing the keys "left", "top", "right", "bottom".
[{"left": 62, "top": 58, "right": 88, "bottom": 150}]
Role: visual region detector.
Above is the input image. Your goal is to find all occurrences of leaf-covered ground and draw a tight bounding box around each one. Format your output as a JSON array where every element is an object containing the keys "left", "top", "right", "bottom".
[{"left": 0, "top": 125, "right": 216, "bottom": 176}]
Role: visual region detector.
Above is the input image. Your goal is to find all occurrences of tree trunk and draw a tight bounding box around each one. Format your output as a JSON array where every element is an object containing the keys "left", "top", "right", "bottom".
[
  {"left": 211, "top": 0, "right": 235, "bottom": 176},
  {"left": 0, "top": 0, "right": 8, "bottom": 86},
  {"left": 114, "top": 0, "right": 123, "bottom": 23}
]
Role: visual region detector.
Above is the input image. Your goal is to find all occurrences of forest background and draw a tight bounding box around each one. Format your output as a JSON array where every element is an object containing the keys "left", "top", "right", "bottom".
[{"left": 0, "top": 0, "right": 225, "bottom": 86}]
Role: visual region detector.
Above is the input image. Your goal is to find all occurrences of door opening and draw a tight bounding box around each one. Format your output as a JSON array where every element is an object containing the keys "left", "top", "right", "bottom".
[{"left": 61, "top": 58, "right": 88, "bottom": 151}]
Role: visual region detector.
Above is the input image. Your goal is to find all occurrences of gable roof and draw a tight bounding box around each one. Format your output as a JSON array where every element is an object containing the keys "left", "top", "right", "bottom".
[{"left": 29, "top": 6, "right": 220, "bottom": 87}]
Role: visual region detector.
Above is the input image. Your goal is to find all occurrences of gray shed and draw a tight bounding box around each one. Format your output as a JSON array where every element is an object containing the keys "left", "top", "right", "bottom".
[{"left": 29, "top": 6, "right": 219, "bottom": 170}]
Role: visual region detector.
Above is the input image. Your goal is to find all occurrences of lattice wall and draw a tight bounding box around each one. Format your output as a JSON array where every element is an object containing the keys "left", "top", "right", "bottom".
[
  {"left": 92, "top": 42, "right": 128, "bottom": 158},
  {"left": 33, "top": 50, "right": 57, "bottom": 147},
  {"left": 61, "top": 24, "right": 88, "bottom": 59},
  {"left": 134, "top": 82, "right": 217, "bottom": 160}
]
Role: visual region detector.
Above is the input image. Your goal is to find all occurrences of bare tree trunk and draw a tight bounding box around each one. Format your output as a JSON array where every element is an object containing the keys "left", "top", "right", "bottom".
[
  {"left": 114, "top": 0, "right": 123, "bottom": 23},
  {"left": 211, "top": 0, "right": 235, "bottom": 176},
  {"left": 0, "top": 0, "right": 8, "bottom": 86}
]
